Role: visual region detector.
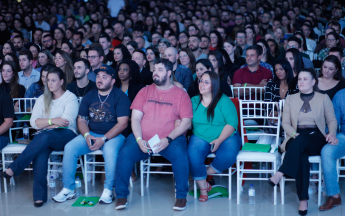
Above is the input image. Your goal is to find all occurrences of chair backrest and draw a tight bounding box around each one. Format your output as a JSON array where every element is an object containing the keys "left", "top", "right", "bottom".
[
  {"left": 230, "top": 97, "right": 248, "bottom": 143},
  {"left": 232, "top": 87, "right": 265, "bottom": 101},
  {"left": 13, "top": 98, "right": 37, "bottom": 115},
  {"left": 239, "top": 100, "right": 283, "bottom": 152}
]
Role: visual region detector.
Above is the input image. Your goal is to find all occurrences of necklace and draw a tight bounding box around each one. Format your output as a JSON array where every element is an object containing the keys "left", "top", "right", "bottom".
[
  {"left": 76, "top": 81, "right": 89, "bottom": 97},
  {"left": 98, "top": 92, "right": 110, "bottom": 108}
]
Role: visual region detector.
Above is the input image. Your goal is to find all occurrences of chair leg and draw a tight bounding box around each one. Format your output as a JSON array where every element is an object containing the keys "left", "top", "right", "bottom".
[
  {"left": 194, "top": 180, "right": 197, "bottom": 199},
  {"left": 229, "top": 168, "right": 232, "bottom": 200},
  {"left": 281, "top": 177, "right": 285, "bottom": 205},
  {"left": 237, "top": 160, "right": 241, "bottom": 204},
  {"left": 273, "top": 161, "right": 277, "bottom": 205},
  {"left": 92, "top": 156, "right": 95, "bottom": 186},
  {"left": 146, "top": 158, "right": 151, "bottom": 188},
  {"left": 318, "top": 162, "right": 322, "bottom": 206},
  {"left": 2, "top": 152, "right": 7, "bottom": 193},
  {"left": 84, "top": 155, "right": 88, "bottom": 195},
  {"left": 336, "top": 159, "right": 340, "bottom": 183},
  {"left": 140, "top": 160, "right": 144, "bottom": 196}
]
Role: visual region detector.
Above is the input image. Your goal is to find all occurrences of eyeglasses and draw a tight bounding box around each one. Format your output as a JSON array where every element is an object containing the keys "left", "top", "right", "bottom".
[
  {"left": 210, "top": 36, "right": 218, "bottom": 39},
  {"left": 152, "top": 37, "right": 161, "bottom": 40},
  {"left": 158, "top": 44, "right": 167, "bottom": 48},
  {"left": 88, "top": 55, "right": 99, "bottom": 60},
  {"left": 327, "top": 38, "right": 336, "bottom": 42},
  {"left": 262, "top": 16, "right": 270, "bottom": 19},
  {"left": 179, "top": 36, "right": 186, "bottom": 39},
  {"left": 286, "top": 45, "right": 297, "bottom": 49},
  {"left": 198, "top": 79, "right": 211, "bottom": 85},
  {"left": 189, "top": 28, "right": 196, "bottom": 32},
  {"left": 43, "top": 39, "right": 51, "bottom": 43}
]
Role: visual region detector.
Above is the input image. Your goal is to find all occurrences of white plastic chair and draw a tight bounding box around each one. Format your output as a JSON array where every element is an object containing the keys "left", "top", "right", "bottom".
[
  {"left": 193, "top": 153, "right": 236, "bottom": 200},
  {"left": 236, "top": 100, "right": 283, "bottom": 205},
  {"left": 336, "top": 156, "right": 345, "bottom": 182},
  {"left": 231, "top": 87, "right": 265, "bottom": 101},
  {"left": 279, "top": 99, "right": 323, "bottom": 206},
  {"left": 140, "top": 154, "right": 173, "bottom": 196}
]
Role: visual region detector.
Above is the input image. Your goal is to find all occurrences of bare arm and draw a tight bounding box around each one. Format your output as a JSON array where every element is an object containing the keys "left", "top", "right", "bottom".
[
  {"left": 77, "top": 115, "right": 90, "bottom": 138},
  {"left": 167, "top": 118, "right": 191, "bottom": 140},
  {"left": 35, "top": 117, "right": 69, "bottom": 129},
  {"left": 131, "top": 109, "right": 151, "bottom": 153},
  {"left": 0, "top": 118, "right": 13, "bottom": 136},
  {"left": 104, "top": 116, "right": 129, "bottom": 139}
]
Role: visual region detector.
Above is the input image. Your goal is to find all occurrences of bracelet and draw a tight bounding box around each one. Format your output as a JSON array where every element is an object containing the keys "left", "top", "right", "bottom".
[
  {"left": 84, "top": 132, "right": 90, "bottom": 139},
  {"left": 136, "top": 137, "right": 142, "bottom": 143},
  {"left": 48, "top": 118, "right": 52, "bottom": 125},
  {"left": 292, "top": 132, "right": 296, "bottom": 138},
  {"left": 244, "top": 83, "right": 247, "bottom": 87}
]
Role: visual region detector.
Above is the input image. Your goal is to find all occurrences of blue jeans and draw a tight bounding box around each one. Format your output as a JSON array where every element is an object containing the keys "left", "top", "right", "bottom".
[
  {"left": 63, "top": 132, "right": 125, "bottom": 191},
  {"left": 321, "top": 132, "right": 345, "bottom": 196},
  {"left": 0, "top": 135, "right": 9, "bottom": 150},
  {"left": 188, "top": 132, "right": 241, "bottom": 180},
  {"left": 115, "top": 133, "right": 189, "bottom": 199},
  {"left": 8, "top": 129, "right": 76, "bottom": 201}
]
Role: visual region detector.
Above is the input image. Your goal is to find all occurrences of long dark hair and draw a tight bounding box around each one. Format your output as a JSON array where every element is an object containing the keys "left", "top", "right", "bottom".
[
  {"left": 115, "top": 59, "right": 142, "bottom": 88},
  {"left": 294, "top": 31, "right": 308, "bottom": 52},
  {"left": 36, "top": 64, "right": 55, "bottom": 87},
  {"left": 267, "top": 39, "right": 280, "bottom": 58},
  {"left": 0, "top": 61, "right": 20, "bottom": 98},
  {"left": 4, "top": 53, "right": 20, "bottom": 69},
  {"left": 273, "top": 59, "right": 294, "bottom": 86},
  {"left": 286, "top": 48, "right": 303, "bottom": 75},
  {"left": 196, "top": 59, "right": 215, "bottom": 73},
  {"left": 209, "top": 30, "right": 223, "bottom": 49},
  {"left": 256, "top": 39, "right": 276, "bottom": 64},
  {"left": 146, "top": 46, "right": 160, "bottom": 60},
  {"left": 198, "top": 71, "right": 222, "bottom": 122},
  {"left": 208, "top": 50, "right": 225, "bottom": 80},
  {"left": 178, "top": 48, "right": 196, "bottom": 73},
  {"left": 320, "top": 55, "right": 344, "bottom": 80}
]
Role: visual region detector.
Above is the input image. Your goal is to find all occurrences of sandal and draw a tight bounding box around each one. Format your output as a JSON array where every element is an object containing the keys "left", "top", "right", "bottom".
[{"left": 199, "top": 183, "right": 212, "bottom": 202}]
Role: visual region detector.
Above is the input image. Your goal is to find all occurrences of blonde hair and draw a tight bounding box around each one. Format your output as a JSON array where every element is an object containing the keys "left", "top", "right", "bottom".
[{"left": 55, "top": 50, "right": 74, "bottom": 84}]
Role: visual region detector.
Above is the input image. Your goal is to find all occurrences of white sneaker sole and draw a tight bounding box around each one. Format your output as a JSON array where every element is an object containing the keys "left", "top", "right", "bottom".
[
  {"left": 52, "top": 193, "right": 76, "bottom": 203},
  {"left": 99, "top": 196, "right": 115, "bottom": 204},
  {"left": 115, "top": 202, "right": 128, "bottom": 210},
  {"left": 173, "top": 206, "right": 186, "bottom": 211}
]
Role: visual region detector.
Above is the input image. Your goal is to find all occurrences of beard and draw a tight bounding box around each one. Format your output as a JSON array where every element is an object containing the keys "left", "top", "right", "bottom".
[
  {"left": 75, "top": 72, "right": 86, "bottom": 80},
  {"left": 189, "top": 46, "right": 199, "bottom": 52},
  {"left": 222, "top": 18, "right": 230, "bottom": 23},
  {"left": 97, "top": 82, "right": 112, "bottom": 92},
  {"left": 15, "top": 46, "right": 21, "bottom": 51},
  {"left": 153, "top": 73, "right": 168, "bottom": 86},
  {"left": 45, "top": 44, "right": 54, "bottom": 50}
]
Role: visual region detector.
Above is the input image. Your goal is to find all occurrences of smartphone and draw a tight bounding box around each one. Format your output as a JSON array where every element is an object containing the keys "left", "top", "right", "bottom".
[
  {"left": 89, "top": 137, "right": 95, "bottom": 146},
  {"left": 210, "top": 143, "right": 215, "bottom": 151}
]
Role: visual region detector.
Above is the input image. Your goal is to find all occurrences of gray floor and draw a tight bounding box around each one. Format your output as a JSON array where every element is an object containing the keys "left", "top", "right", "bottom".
[{"left": 0, "top": 171, "right": 344, "bottom": 216}]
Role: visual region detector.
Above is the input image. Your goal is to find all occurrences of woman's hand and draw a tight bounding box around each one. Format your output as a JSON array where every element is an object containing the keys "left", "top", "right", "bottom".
[
  {"left": 210, "top": 139, "right": 222, "bottom": 152},
  {"left": 293, "top": 133, "right": 300, "bottom": 139},
  {"left": 52, "top": 117, "right": 70, "bottom": 127},
  {"left": 325, "top": 134, "right": 338, "bottom": 145},
  {"left": 174, "top": 119, "right": 182, "bottom": 128}
]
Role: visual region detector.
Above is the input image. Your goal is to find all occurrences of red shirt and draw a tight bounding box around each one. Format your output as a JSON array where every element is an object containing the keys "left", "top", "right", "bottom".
[
  {"left": 233, "top": 65, "right": 273, "bottom": 85},
  {"left": 209, "top": 45, "right": 217, "bottom": 51},
  {"left": 112, "top": 39, "right": 121, "bottom": 48},
  {"left": 130, "top": 85, "right": 193, "bottom": 141}
]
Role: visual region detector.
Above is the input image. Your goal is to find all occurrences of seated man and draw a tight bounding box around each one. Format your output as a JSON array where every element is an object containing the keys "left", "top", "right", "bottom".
[
  {"left": 233, "top": 45, "right": 273, "bottom": 97},
  {"left": 114, "top": 59, "right": 193, "bottom": 211},
  {"left": 319, "top": 88, "right": 345, "bottom": 211},
  {"left": 0, "top": 88, "right": 14, "bottom": 150},
  {"left": 53, "top": 65, "right": 131, "bottom": 204}
]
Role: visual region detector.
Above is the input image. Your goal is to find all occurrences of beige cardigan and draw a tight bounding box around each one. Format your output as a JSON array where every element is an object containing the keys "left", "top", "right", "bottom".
[{"left": 280, "top": 92, "right": 337, "bottom": 152}]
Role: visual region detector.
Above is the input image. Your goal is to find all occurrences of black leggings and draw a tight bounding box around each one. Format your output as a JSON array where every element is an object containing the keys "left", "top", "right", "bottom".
[{"left": 279, "top": 128, "right": 326, "bottom": 200}]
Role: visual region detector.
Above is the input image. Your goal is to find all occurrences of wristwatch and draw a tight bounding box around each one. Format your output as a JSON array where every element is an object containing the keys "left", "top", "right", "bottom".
[
  {"left": 166, "top": 136, "right": 173, "bottom": 144},
  {"left": 102, "top": 136, "right": 109, "bottom": 143}
]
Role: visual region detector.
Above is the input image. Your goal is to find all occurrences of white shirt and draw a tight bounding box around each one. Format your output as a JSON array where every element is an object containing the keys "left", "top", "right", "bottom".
[
  {"left": 306, "top": 38, "right": 316, "bottom": 52},
  {"left": 107, "top": 0, "right": 125, "bottom": 18},
  {"left": 35, "top": 21, "right": 50, "bottom": 31},
  {"left": 30, "top": 90, "right": 79, "bottom": 134}
]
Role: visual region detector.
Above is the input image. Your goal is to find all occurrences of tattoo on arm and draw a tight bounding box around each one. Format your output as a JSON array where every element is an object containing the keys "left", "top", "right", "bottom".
[{"left": 78, "top": 115, "right": 89, "bottom": 120}]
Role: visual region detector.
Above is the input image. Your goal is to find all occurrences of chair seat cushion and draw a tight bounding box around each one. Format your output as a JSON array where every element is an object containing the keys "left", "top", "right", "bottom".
[
  {"left": 237, "top": 150, "right": 280, "bottom": 161},
  {"left": 86, "top": 150, "right": 103, "bottom": 155}
]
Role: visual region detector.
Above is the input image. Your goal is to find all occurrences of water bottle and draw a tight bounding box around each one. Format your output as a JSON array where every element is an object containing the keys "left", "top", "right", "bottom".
[
  {"left": 75, "top": 176, "right": 82, "bottom": 196},
  {"left": 249, "top": 184, "right": 255, "bottom": 205},
  {"left": 49, "top": 176, "right": 56, "bottom": 197},
  {"left": 23, "top": 123, "right": 29, "bottom": 139}
]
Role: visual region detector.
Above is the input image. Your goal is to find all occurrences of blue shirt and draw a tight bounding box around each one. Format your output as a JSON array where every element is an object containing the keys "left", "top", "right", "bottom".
[
  {"left": 333, "top": 88, "right": 345, "bottom": 134},
  {"left": 18, "top": 68, "right": 40, "bottom": 90},
  {"left": 24, "top": 83, "right": 44, "bottom": 108},
  {"left": 88, "top": 64, "right": 107, "bottom": 82},
  {"left": 174, "top": 64, "right": 193, "bottom": 89}
]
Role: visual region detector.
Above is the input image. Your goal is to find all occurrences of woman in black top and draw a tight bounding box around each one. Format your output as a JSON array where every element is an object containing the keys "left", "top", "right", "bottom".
[
  {"left": 264, "top": 59, "right": 298, "bottom": 102},
  {"left": 317, "top": 55, "right": 345, "bottom": 100},
  {"left": 188, "top": 59, "right": 232, "bottom": 98},
  {"left": 115, "top": 59, "right": 144, "bottom": 103},
  {"left": 0, "top": 61, "right": 26, "bottom": 112},
  {"left": 257, "top": 39, "right": 277, "bottom": 67}
]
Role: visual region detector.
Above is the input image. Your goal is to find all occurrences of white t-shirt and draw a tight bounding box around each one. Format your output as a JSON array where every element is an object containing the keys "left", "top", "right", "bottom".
[
  {"left": 107, "top": 0, "right": 125, "bottom": 18},
  {"left": 35, "top": 21, "right": 50, "bottom": 31}
]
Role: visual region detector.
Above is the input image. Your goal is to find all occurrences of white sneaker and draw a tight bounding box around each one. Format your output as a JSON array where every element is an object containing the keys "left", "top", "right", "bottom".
[
  {"left": 99, "top": 188, "right": 114, "bottom": 204},
  {"left": 52, "top": 188, "right": 76, "bottom": 203}
]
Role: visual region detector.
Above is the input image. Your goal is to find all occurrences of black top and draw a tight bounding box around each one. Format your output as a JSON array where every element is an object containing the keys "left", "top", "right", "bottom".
[
  {"left": 67, "top": 80, "right": 97, "bottom": 98},
  {"left": 317, "top": 80, "right": 345, "bottom": 101},
  {"left": 140, "top": 67, "right": 153, "bottom": 86},
  {"left": 106, "top": 50, "right": 115, "bottom": 65},
  {"left": 0, "top": 89, "right": 15, "bottom": 137},
  {"left": 187, "top": 79, "right": 232, "bottom": 98},
  {"left": 79, "top": 87, "right": 131, "bottom": 136},
  {"left": 264, "top": 79, "right": 299, "bottom": 102},
  {"left": 227, "top": 56, "right": 246, "bottom": 82},
  {"left": 300, "top": 92, "right": 314, "bottom": 113}
]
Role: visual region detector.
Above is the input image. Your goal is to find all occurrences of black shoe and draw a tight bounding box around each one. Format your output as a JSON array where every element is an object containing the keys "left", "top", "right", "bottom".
[
  {"left": 1, "top": 171, "right": 12, "bottom": 180},
  {"left": 299, "top": 203, "right": 308, "bottom": 215},
  {"left": 267, "top": 179, "right": 276, "bottom": 187},
  {"left": 34, "top": 202, "right": 44, "bottom": 208},
  {"left": 208, "top": 179, "right": 215, "bottom": 186}
]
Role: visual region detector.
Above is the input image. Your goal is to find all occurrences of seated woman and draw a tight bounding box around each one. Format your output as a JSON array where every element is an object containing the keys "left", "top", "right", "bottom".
[
  {"left": 54, "top": 50, "right": 74, "bottom": 84},
  {"left": 317, "top": 55, "right": 345, "bottom": 100},
  {"left": 223, "top": 40, "right": 246, "bottom": 83},
  {"left": 178, "top": 48, "right": 196, "bottom": 79},
  {"left": 112, "top": 44, "right": 132, "bottom": 70},
  {"left": 318, "top": 32, "right": 345, "bottom": 60},
  {"left": 264, "top": 59, "right": 299, "bottom": 102},
  {"left": 188, "top": 59, "right": 232, "bottom": 98},
  {"left": 0, "top": 61, "right": 26, "bottom": 112},
  {"left": 36, "top": 50, "right": 55, "bottom": 72},
  {"left": 187, "top": 71, "right": 241, "bottom": 202},
  {"left": 268, "top": 68, "right": 338, "bottom": 215},
  {"left": 146, "top": 46, "right": 160, "bottom": 72},
  {"left": 25, "top": 64, "right": 55, "bottom": 111},
  {"left": 267, "top": 39, "right": 285, "bottom": 60},
  {"left": 0, "top": 88, "right": 14, "bottom": 151},
  {"left": 2, "top": 67, "right": 79, "bottom": 207}
]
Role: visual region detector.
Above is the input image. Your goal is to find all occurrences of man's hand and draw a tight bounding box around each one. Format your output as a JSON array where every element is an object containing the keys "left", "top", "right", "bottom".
[
  {"left": 89, "top": 137, "right": 105, "bottom": 151},
  {"left": 152, "top": 138, "right": 169, "bottom": 153},
  {"left": 138, "top": 139, "right": 152, "bottom": 154},
  {"left": 259, "top": 79, "right": 268, "bottom": 86}
]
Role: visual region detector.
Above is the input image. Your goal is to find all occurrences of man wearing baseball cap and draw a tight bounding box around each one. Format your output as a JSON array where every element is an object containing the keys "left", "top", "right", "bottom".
[{"left": 53, "top": 64, "right": 131, "bottom": 205}]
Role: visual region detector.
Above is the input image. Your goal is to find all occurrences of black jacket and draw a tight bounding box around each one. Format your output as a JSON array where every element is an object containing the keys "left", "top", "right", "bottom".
[{"left": 140, "top": 67, "right": 153, "bottom": 86}]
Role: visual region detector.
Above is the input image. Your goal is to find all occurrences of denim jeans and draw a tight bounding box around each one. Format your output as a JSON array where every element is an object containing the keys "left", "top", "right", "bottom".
[
  {"left": 188, "top": 132, "right": 241, "bottom": 180},
  {"left": 321, "top": 132, "right": 345, "bottom": 196},
  {"left": 0, "top": 135, "right": 9, "bottom": 150},
  {"left": 8, "top": 129, "right": 76, "bottom": 201},
  {"left": 115, "top": 133, "right": 189, "bottom": 199},
  {"left": 63, "top": 132, "right": 125, "bottom": 191}
]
